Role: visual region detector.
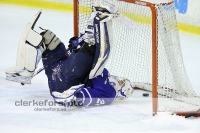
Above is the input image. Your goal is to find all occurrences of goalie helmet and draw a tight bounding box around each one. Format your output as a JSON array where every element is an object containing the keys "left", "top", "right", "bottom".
[{"left": 108, "top": 75, "right": 134, "bottom": 100}]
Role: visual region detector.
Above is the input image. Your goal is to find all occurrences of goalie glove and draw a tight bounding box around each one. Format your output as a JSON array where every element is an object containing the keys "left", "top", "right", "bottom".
[{"left": 52, "top": 84, "right": 84, "bottom": 108}]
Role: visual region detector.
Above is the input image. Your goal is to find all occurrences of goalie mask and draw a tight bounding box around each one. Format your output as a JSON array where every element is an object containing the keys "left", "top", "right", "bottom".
[{"left": 108, "top": 75, "right": 134, "bottom": 100}]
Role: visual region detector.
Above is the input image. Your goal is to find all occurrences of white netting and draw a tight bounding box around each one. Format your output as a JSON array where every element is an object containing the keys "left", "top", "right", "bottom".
[{"left": 76, "top": 0, "right": 200, "bottom": 112}]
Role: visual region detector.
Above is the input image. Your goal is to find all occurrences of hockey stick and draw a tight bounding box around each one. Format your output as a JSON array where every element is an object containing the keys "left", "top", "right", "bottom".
[
  {"left": 21, "top": 67, "right": 45, "bottom": 85},
  {"left": 185, "top": 108, "right": 200, "bottom": 118},
  {"left": 32, "top": 67, "right": 45, "bottom": 77}
]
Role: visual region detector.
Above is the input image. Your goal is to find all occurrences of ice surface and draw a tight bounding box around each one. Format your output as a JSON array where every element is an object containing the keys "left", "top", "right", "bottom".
[{"left": 0, "top": 4, "right": 200, "bottom": 133}]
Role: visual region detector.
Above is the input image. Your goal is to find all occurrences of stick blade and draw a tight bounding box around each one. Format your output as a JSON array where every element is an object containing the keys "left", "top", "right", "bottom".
[{"left": 172, "top": 111, "right": 200, "bottom": 118}]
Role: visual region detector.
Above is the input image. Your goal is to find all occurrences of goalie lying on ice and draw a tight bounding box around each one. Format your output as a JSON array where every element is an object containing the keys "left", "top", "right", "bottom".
[{"left": 5, "top": 0, "right": 134, "bottom": 107}]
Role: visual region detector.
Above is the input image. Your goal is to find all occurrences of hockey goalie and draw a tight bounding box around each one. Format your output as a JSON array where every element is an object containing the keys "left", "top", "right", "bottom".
[{"left": 5, "top": 0, "right": 134, "bottom": 107}]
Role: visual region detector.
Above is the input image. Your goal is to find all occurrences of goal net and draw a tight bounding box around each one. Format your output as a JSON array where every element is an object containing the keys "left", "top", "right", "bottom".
[{"left": 74, "top": 0, "right": 200, "bottom": 114}]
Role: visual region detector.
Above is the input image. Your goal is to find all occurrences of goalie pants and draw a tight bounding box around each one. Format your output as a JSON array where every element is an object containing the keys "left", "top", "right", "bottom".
[{"left": 42, "top": 43, "right": 94, "bottom": 94}]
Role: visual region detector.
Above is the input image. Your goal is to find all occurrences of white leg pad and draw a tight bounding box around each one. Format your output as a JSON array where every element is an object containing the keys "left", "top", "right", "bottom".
[
  {"left": 26, "top": 30, "right": 43, "bottom": 71},
  {"left": 5, "top": 10, "right": 44, "bottom": 84},
  {"left": 89, "top": 13, "right": 115, "bottom": 79},
  {"left": 6, "top": 30, "right": 43, "bottom": 77}
]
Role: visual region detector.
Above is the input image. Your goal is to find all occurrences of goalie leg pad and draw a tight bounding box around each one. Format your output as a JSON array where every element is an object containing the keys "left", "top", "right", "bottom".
[
  {"left": 89, "top": 13, "right": 115, "bottom": 79},
  {"left": 6, "top": 30, "right": 44, "bottom": 77},
  {"left": 5, "top": 10, "right": 44, "bottom": 84},
  {"left": 25, "top": 30, "right": 44, "bottom": 72}
]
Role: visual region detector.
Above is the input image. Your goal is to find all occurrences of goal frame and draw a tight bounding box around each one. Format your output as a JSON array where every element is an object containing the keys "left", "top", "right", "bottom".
[{"left": 73, "top": 0, "right": 200, "bottom": 117}]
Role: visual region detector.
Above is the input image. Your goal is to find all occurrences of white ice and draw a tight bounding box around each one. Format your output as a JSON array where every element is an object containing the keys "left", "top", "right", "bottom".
[{"left": 0, "top": 4, "right": 200, "bottom": 133}]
